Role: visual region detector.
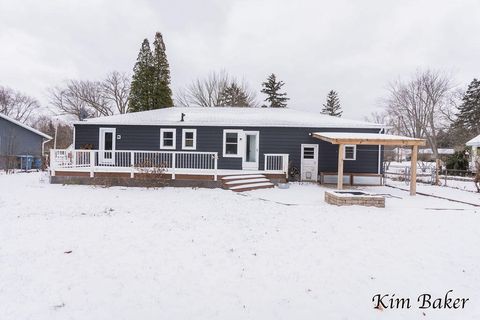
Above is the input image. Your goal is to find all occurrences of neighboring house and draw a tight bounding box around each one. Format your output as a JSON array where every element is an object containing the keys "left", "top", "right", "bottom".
[
  {"left": 50, "top": 107, "right": 426, "bottom": 189},
  {"left": 0, "top": 113, "right": 52, "bottom": 170},
  {"left": 466, "top": 135, "right": 480, "bottom": 171}
]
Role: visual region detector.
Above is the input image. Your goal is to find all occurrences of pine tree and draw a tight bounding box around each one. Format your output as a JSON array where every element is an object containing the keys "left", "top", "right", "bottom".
[
  {"left": 152, "top": 32, "right": 173, "bottom": 108},
  {"left": 219, "top": 82, "right": 249, "bottom": 107},
  {"left": 455, "top": 78, "right": 480, "bottom": 135},
  {"left": 321, "top": 90, "right": 342, "bottom": 117},
  {"left": 260, "top": 73, "right": 289, "bottom": 108},
  {"left": 129, "top": 39, "right": 155, "bottom": 112}
]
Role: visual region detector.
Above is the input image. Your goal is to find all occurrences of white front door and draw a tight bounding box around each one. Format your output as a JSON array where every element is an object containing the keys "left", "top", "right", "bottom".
[
  {"left": 242, "top": 131, "right": 259, "bottom": 170},
  {"left": 99, "top": 128, "right": 116, "bottom": 165},
  {"left": 301, "top": 144, "right": 319, "bottom": 181}
]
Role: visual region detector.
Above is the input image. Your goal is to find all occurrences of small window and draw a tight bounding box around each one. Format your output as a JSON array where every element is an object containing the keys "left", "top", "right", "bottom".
[
  {"left": 160, "top": 128, "right": 176, "bottom": 150},
  {"left": 344, "top": 145, "right": 356, "bottom": 160},
  {"left": 223, "top": 130, "right": 241, "bottom": 157},
  {"left": 303, "top": 147, "right": 315, "bottom": 159},
  {"left": 182, "top": 129, "right": 197, "bottom": 150}
]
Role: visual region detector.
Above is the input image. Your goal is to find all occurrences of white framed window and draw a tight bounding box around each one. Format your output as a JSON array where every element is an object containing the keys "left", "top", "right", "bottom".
[
  {"left": 344, "top": 145, "right": 357, "bottom": 160},
  {"left": 182, "top": 129, "right": 197, "bottom": 150},
  {"left": 223, "top": 129, "right": 242, "bottom": 157},
  {"left": 160, "top": 128, "right": 176, "bottom": 150}
]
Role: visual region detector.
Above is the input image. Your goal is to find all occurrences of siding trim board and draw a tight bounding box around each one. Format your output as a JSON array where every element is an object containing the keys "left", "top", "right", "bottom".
[{"left": 74, "top": 124, "right": 383, "bottom": 175}]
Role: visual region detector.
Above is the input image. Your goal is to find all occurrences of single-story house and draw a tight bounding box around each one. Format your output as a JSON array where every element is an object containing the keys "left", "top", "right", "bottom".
[
  {"left": 466, "top": 134, "right": 480, "bottom": 171},
  {"left": 50, "top": 107, "right": 425, "bottom": 193},
  {"left": 0, "top": 113, "right": 52, "bottom": 170}
]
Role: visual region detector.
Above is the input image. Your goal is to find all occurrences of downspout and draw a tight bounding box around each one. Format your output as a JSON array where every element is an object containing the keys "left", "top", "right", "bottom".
[
  {"left": 42, "top": 138, "right": 52, "bottom": 169},
  {"left": 42, "top": 138, "right": 52, "bottom": 156}
]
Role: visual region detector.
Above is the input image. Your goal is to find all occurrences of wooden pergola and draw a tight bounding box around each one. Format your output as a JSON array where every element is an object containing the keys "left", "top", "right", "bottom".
[{"left": 312, "top": 132, "right": 426, "bottom": 195}]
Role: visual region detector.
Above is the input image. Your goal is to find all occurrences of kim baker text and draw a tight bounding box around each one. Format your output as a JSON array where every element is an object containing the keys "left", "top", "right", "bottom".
[{"left": 372, "top": 290, "right": 469, "bottom": 310}]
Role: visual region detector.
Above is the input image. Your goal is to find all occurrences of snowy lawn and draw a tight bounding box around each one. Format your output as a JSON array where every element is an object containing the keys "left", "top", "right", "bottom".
[{"left": 1, "top": 172, "right": 479, "bottom": 319}]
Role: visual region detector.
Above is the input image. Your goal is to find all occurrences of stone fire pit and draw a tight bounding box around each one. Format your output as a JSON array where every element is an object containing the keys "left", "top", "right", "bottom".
[{"left": 325, "top": 190, "right": 385, "bottom": 208}]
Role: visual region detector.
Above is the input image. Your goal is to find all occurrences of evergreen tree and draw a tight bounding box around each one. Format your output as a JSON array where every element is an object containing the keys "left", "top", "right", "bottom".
[
  {"left": 260, "top": 73, "right": 289, "bottom": 108},
  {"left": 321, "top": 90, "right": 342, "bottom": 117},
  {"left": 129, "top": 39, "right": 155, "bottom": 112},
  {"left": 455, "top": 78, "right": 480, "bottom": 135},
  {"left": 219, "top": 82, "right": 250, "bottom": 107},
  {"left": 152, "top": 32, "right": 173, "bottom": 108}
]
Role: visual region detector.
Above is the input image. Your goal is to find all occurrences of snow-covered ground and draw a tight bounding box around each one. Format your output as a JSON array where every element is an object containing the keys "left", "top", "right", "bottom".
[{"left": 1, "top": 172, "right": 479, "bottom": 319}]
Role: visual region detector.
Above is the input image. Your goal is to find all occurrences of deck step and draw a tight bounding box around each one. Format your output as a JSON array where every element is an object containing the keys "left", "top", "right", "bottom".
[
  {"left": 221, "top": 174, "right": 266, "bottom": 181},
  {"left": 225, "top": 178, "right": 270, "bottom": 185},
  {"left": 229, "top": 182, "right": 274, "bottom": 192}
]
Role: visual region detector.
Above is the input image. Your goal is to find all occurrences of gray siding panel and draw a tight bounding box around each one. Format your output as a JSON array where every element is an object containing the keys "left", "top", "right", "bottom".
[
  {"left": 74, "top": 124, "right": 383, "bottom": 174},
  {"left": 0, "top": 117, "right": 43, "bottom": 156}
]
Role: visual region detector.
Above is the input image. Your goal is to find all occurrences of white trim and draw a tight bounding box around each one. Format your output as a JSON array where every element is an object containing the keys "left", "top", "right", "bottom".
[
  {"left": 160, "top": 128, "right": 176, "bottom": 150},
  {"left": 73, "top": 125, "right": 76, "bottom": 150},
  {"left": 182, "top": 129, "right": 197, "bottom": 150},
  {"left": 300, "top": 144, "right": 319, "bottom": 181},
  {"left": 344, "top": 145, "right": 357, "bottom": 160},
  {"left": 223, "top": 129, "right": 242, "bottom": 158},
  {"left": 0, "top": 113, "right": 52, "bottom": 139},
  {"left": 99, "top": 127, "right": 116, "bottom": 165},
  {"left": 377, "top": 128, "right": 383, "bottom": 174},
  {"left": 242, "top": 131, "right": 260, "bottom": 170}
]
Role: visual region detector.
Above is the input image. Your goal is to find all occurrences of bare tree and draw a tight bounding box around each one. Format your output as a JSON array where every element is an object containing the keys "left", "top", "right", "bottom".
[
  {"left": 102, "top": 71, "right": 130, "bottom": 114},
  {"left": 49, "top": 83, "right": 94, "bottom": 120},
  {"left": 175, "top": 71, "right": 258, "bottom": 107},
  {"left": 0, "top": 86, "right": 40, "bottom": 123},
  {"left": 50, "top": 72, "right": 131, "bottom": 119},
  {"left": 383, "top": 70, "right": 455, "bottom": 159},
  {"left": 77, "top": 80, "right": 112, "bottom": 116}
]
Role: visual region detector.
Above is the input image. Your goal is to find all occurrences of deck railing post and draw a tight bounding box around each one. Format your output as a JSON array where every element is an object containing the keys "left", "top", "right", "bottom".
[
  {"left": 90, "top": 150, "right": 95, "bottom": 178},
  {"left": 172, "top": 152, "right": 176, "bottom": 180},
  {"left": 130, "top": 151, "right": 135, "bottom": 178},
  {"left": 264, "top": 154, "right": 268, "bottom": 172},
  {"left": 284, "top": 154, "right": 289, "bottom": 179},
  {"left": 214, "top": 153, "right": 218, "bottom": 181},
  {"left": 72, "top": 150, "right": 77, "bottom": 168}
]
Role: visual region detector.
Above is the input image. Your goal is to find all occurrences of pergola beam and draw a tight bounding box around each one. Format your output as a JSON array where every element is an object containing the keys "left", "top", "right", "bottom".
[{"left": 312, "top": 134, "right": 426, "bottom": 146}]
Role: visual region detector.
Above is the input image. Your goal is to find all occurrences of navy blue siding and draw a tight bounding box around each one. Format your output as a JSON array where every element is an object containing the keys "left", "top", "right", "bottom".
[{"left": 74, "top": 124, "right": 383, "bottom": 173}]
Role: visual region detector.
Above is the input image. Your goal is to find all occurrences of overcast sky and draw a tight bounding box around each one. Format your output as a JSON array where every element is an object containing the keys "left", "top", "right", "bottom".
[{"left": 1, "top": 0, "right": 479, "bottom": 120}]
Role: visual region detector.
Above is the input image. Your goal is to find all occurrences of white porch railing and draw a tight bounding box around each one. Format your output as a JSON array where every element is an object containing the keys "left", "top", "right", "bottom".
[
  {"left": 50, "top": 149, "right": 218, "bottom": 180},
  {"left": 50, "top": 150, "right": 290, "bottom": 180},
  {"left": 264, "top": 153, "right": 289, "bottom": 178}
]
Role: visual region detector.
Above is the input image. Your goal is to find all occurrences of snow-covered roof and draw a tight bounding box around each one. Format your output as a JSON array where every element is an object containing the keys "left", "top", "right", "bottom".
[
  {"left": 76, "top": 107, "right": 385, "bottom": 129},
  {"left": 466, "top": 135, "right": 480, "bottom": 147},
  {"left": 313, "top": 132, "right": 420, "bottom": 140},
  {"left": 312, "top": 132, "right": 426, "bottom": 145},
  {"left": 0, "top": 113, "right": 52, "bottom": 140}
]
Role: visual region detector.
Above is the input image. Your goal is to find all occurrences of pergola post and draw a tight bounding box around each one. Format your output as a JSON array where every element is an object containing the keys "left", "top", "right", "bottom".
[
  {"left": 410, "top": 145, "right": 418, "bottom": 195},
  {"left": 337, "top": 144, "right": 344, "bottom": 190}
]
